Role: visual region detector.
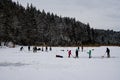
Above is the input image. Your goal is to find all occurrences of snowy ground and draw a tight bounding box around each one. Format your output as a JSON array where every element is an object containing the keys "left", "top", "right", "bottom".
[{"left": 0, "top": 46, "right": 120, "bottom": 80}]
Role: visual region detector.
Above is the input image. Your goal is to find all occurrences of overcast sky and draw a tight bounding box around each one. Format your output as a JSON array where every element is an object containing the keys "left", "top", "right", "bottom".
[{"left": 12, "top": 0, "right": 120, "bottom": 31}]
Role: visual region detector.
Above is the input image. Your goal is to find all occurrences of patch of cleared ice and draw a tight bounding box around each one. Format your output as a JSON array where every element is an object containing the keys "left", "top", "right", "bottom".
[{"left": 0, "top": 62, "right": 29, "bottom": 67}]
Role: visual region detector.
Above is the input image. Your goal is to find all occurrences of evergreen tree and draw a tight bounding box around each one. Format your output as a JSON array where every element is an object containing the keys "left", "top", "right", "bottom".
[{"left": 0, "top": 0, "right": 120, "bottom": 46}]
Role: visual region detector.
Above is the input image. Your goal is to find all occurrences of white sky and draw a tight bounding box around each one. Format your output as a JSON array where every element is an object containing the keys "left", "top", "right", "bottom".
[{"left": 12, "top": 0, "right": 120, "bottom": 31}]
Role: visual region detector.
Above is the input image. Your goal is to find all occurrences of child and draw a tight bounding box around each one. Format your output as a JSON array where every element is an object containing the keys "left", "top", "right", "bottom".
[{"left": 68, "top": 50, "right": 71, "bottom": 58}]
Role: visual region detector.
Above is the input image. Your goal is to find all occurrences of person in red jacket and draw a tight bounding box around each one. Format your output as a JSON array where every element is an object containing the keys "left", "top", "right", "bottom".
[{"left": 68, "top": 50, "right": 71, "bottom": 58}]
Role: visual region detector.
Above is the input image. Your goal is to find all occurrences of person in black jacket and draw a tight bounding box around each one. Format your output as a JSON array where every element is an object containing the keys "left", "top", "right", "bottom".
[
  {"left": 33, "top": 46, "right": 37, "bottom": 52},
  {"left": 28, "top": 46, "right": 30, "bottom": 51},
  {"left": 106, "top": 48, "right": 110, "bottom": 58},
  {"left": 75, "top": 48, "right": 79, "bottom": 58},
  {"left": 20, "top": 46, "right": 23, "bottom": 51}
]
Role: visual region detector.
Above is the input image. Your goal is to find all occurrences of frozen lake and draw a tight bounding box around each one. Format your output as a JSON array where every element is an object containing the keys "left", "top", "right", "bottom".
[{"left": 0, "top": 46, "right": 120, "bottom": 80}]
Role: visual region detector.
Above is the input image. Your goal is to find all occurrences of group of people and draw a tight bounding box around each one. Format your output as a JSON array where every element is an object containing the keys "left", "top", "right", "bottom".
[
  {"left": 68, "top": 47, "right": 83, "bottom": 58},
  {"left": 68, "top": 47, "right": 110, "bottom": 58},
  {"left": 20, "top": 46, "right": 110, "bottom": 58},
  {"left": 20, "top": 46, "right": 52, "bottom": 52}
]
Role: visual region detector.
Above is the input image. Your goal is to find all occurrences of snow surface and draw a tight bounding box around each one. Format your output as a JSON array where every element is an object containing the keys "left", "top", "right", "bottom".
[{"left": 0, "top": 46, "right": 120, "bottom": 80}]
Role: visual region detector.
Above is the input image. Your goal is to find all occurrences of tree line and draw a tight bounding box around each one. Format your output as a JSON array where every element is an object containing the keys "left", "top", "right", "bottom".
[{"left": 0, "top": 0, "right": 120, "bottom": 46}]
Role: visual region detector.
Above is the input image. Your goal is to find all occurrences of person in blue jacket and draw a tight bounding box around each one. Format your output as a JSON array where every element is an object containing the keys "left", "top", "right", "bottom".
[{"left": 87, "top": 50, "right": 92, "bottom": 58}]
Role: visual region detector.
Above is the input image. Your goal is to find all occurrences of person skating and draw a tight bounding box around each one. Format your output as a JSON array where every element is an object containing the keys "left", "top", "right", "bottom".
[
  {"left": 28, "top": 46, "right": 30, "bottom": 51},
  {"left": 20, "top": 46, "right": 23, "bottom": 51},
  {"left": 33, "top": 46, "right": 37, "bottom": 52},
  {"left": 81, "top": 45, "right": 83, "bottom": 52},
  {"left": 68, "top": 50, "right": 71, "bottom": 58},
  {"left": 106, "top": 48, "right": 110, "bottom": 58},
  {"left": 75, "top": 48, "right": 79, "bottom": 58},
  {"left": 46, "top": 46, "right": 48, "bottom": 51},
  {"left": 42, "top": 47, "right": 44, "bottom": 51},
  {"left": 49, "top": 46, "right": 52, "bottom": 51},
  {"left": 87, "top": 50, "right": 92, "bottom": 58}
]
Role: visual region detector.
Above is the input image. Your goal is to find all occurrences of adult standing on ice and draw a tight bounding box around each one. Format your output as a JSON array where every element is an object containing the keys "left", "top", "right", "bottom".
[
  {"left": 81, "top": 45, "right": 83, "bottom": 52},
  {"left": 49, "top": 46, "right": 52, "bottom": 51},
  {"left": 87, "top": 50, "right": 92, "bottom": 58},
  {"left": 46, "top": 46, "right": 48, "bottom": 51},
  {"left": 75, "top": 48, "right": 79, "bottom": 58},
  {"left": 28, "top": 46, "right": 30, "bottom": 51},
  {"left": 106, "top": 48, "right": 110, "bottom": 58}
]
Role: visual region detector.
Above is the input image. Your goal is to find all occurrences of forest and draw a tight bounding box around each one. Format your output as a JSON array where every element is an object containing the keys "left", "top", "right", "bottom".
[{"left": 0, "top": 0, "right": 120, "bottom": 46}]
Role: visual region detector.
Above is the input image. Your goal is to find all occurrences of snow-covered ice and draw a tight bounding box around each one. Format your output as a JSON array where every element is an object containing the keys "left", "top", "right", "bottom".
[{"left": 0, "top": 46, "right": 120, "bottom": 80}]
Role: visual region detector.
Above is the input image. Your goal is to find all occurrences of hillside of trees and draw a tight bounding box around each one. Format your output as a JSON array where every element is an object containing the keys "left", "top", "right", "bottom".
[{"left": 0, "top": 0, "right": 120, "bottom": 46}]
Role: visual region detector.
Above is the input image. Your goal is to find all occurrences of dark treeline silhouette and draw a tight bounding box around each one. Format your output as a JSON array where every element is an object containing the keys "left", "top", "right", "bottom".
[{"left": 0, "top": 0, "right": 120, "bottom": 46}]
